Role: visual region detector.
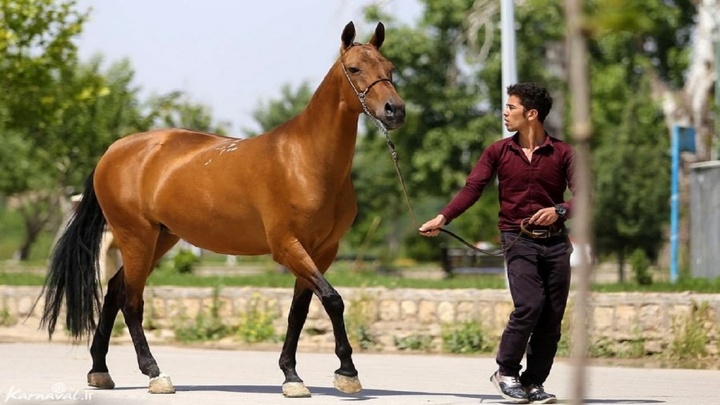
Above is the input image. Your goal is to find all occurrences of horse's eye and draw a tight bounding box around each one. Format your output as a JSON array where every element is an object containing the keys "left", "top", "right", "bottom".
[{"left": 348, "top": 67, "right": 360, "bottom": 74}]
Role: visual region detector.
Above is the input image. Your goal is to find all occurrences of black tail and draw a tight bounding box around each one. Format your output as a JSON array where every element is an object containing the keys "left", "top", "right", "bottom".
[{"left": 39, "top": 171, "right": 105, "bottom": 339}]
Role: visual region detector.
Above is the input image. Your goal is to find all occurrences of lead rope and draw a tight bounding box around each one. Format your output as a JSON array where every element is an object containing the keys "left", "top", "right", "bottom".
[{"left": 341, "top": 62, "right": 520, "bottom": 256}]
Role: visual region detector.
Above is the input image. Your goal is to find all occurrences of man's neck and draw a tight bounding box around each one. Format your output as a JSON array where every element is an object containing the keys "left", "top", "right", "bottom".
[{"left": 517, "top": 125, "right": 546, "bottom": 149}]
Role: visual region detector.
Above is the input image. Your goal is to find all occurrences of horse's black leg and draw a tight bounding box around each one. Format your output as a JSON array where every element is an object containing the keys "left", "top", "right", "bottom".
[
  {"left": 121, "top": 283, "right": 174, "bottom": 393},
  {"left": 275, "top": 242, "right": 362, "bottom": 395},
  {"left": 87, "top": 267, "right": 125, "bottom": 389},
  {"left": 315, "top": 280, "right": 360, "bottom": 391},
  {"left": 279, "top": 284, "right": 313, "bottom": 397},
  {"left": 113, "top": 230, "right": 178, "bottom": 393}
]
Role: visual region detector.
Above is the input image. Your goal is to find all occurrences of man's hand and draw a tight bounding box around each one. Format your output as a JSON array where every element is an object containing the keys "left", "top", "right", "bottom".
[
  {"left": 418, "top": 214, "right": 447, "bottom": 237},
  {"left": 529, "top": 207, "right": 559, "bottom": 226}
]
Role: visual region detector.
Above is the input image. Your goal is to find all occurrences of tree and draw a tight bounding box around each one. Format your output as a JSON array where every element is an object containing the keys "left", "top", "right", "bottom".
[
  {"left": 144, "top": 91, "right": 230, "bottom": 135},
  {"left": 0, "top": 1, "right": 229, "bottom": 260},
  {"left": 243, "top": 82, "right": 313, "bottom": 137},
  {"left": 0, "top": 0, "right": 90, "bottom": 259},
  {"left": 592, "top": 78, "right": 670, "bottom": 280}
]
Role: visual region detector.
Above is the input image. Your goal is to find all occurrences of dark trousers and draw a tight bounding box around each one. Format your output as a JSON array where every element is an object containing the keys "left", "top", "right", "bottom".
[{"left": 496, "top": 232, "right": 572, "bottom": 386}]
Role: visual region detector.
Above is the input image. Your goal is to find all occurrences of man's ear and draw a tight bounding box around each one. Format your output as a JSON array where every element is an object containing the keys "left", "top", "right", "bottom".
[{"left": 526, "top": 108, "right": 539, "bottom": 121}]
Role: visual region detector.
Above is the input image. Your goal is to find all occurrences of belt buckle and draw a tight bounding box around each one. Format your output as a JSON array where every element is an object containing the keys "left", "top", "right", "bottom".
[{"left": 531, "top": 229, "right": 549, "bottom": 238}]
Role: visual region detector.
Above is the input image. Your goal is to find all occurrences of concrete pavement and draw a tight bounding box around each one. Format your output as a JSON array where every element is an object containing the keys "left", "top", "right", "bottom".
[{"left": 1, "top": 342, "right": 718, "bottom": 404}]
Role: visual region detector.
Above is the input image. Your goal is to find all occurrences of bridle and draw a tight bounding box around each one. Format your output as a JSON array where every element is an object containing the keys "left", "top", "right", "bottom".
[
  {"left": 341, "top": 57, "right": 524, "bottom": 257},
  {"left": 340, "top": 60, "right": 393, "bottom": 132}
]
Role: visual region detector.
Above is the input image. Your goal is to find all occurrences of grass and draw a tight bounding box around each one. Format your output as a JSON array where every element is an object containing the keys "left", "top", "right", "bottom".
[
  {"left": 2, "top": 255, "right": 720, "bottom": 292},
  {"left": 147, "top": 267, "right": 510, "bottom": 290}
]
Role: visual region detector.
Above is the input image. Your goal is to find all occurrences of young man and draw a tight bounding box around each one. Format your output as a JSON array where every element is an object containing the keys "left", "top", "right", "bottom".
[{"left": 419, "top": 82, "right": 576, "bottom": 404}]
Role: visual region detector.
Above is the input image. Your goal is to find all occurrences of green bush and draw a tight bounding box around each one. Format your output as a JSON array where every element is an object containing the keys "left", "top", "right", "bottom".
[
  {"left": 629, "top": 249, "right": 652, "bottom": 285},
  {"left": 394, "top": 334, "right": 434, "bottom": 351},
  {"left": 670, "top": 301, "right": 711, "bottom": 360},
  {"left": 174, "top": 287, "right": 233, "bottom": 342},
  {"left": 235, "top": 294, "right": 279, "bottom": 344},
  {"left": 171, "top": 249, "right": 200, "bottom": 274},
  {"left": 441, "top": 321, "right": 494, "bottom": 354}
]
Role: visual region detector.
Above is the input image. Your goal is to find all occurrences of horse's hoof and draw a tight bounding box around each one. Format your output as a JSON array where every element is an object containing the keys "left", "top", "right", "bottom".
[
  {"left": 282, "top": 382, "right": 311, "bottom": 398},
  {"left": 87, "top": 372, "right": 115, "bottom": 389},
  {"left": 334, "top": 373, "right": 362, "bottom": 394},
  {"left": 148, "top": 374, "right": 175, "bottom": 394}
]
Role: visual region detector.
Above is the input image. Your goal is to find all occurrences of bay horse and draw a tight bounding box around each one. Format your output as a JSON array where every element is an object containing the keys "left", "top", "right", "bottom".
[{"left": 39, "top": 21, "right": 404, "bottom": 397}]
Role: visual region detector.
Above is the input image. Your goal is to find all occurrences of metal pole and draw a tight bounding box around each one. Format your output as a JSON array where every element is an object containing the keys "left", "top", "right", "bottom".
[
  {"left": 501, "top": 0, "right": 518, "bottom": 139},
  {"left": 670, "top": 125, "right": 680, "bottom": 283},
  {"left": 565, "top": 0, "right": 592, "bottom": 403}
]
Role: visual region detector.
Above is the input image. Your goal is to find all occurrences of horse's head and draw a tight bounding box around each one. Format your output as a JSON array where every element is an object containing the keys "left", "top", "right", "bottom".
[{"left": 339, "top": 22, "right": 406, "bottom": 130}]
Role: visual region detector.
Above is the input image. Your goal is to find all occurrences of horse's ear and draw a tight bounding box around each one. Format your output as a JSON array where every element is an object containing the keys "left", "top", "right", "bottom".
[
  {"left": 369, "top": 22, "right": 385, "bottom": 49},
  {"left": 341, "top": 21, "right": 356, "bottom": 50}
]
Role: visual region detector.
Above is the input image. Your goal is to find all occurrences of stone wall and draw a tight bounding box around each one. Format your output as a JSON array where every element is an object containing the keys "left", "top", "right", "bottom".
[{"left": 1, "top": 286, "right": 718, "bottom": 357}]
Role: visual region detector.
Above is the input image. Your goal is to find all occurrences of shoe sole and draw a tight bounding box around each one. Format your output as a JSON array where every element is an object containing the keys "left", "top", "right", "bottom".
[
  {"left": 489, "top": 375, "right": 529, "bottom": 404},
  {"left": 530, "top": 398, "right": 556, "bottom": 404}
]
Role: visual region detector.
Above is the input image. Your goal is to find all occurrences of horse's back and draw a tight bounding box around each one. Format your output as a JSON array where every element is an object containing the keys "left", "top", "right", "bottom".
[{"left": 93, "top": 129, "right": 275, "bottom": 254}]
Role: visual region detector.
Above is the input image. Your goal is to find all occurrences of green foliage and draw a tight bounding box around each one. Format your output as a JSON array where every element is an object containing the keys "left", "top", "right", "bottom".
[
  {"left": 670, "top": 302, "right": 712, "bottom": 360},
  {"left": 592, "top": 76, "right": 670, "bottom": 267},
  {"left": 170, "top": 249, "right": 201, "bottom": 274},
  {"left": 235, "top": 294, "right": 279, "bottom": 344},
  {"left": 174, "top": 288, "right": 233, "bottom": 343},
  {"left": 243, "top": 82, "right": 312, "bottom": 136},
  {"left": 0, "top": 1, "right": 229, "bottom": 260},
  {"left": 0, "top": 307, "right": 16, "bottom": 327},
  {"left": 441, "top": 320, "right": 493, "bottom": 354},
  {"left": 394, "top": 334, "right": 435, "bottom": 352},
  {"left": 345, "top": 292, "right": 376, "bottom": 350},
  {"left": 589, "top": 335, "right": 646, "bottom": 359},
  {"left": 174, "top": 310, "right": 232, "bottom": 343},
  {"left": 629, "top": 248, "right": 653, "bottom": 285}
]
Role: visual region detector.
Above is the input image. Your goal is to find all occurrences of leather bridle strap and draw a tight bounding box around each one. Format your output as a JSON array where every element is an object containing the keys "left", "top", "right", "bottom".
[{"left": 340, "top": 61, "right": 392, "bottom": 132}]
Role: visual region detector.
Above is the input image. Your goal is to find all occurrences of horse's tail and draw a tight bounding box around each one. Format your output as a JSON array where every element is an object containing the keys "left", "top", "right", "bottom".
[{"left": 39, "top": 171, "right": 105, "bottom": 340}]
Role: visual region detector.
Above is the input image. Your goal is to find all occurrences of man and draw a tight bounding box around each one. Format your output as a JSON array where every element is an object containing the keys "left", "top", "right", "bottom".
[{"left": 419, "top": 82, "right": 576, "bottom": 404}]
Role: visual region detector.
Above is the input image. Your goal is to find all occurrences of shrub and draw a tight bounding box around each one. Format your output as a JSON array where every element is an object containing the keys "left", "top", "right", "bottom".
[
  {"left": 236, "top": 294, "right": 279, "bottom": 343},
  {"left": 172, "top": 249, "right": 200, "bottom": 274},
  {"left": 442, "top": 321, "right": 493, "bottom": 354},
  {"left": 629, "top": 248, "right": 652, "bottom": 285},
  {"left": 394, "top": 334, "right": 435, "bottom": 352}
]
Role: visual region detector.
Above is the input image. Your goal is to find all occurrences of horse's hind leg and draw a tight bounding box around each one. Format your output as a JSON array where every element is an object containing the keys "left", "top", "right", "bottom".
[
  {"left": 87, "top": 267, "right": 125, "bottom": 389},
  {"left": 115, "top": 229, "right": 179, "bottom": 393}
]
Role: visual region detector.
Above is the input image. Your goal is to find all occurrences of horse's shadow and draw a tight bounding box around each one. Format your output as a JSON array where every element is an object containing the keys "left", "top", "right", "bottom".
[{"left": 112, "top": 385, "right": 665, "bottom": 404}]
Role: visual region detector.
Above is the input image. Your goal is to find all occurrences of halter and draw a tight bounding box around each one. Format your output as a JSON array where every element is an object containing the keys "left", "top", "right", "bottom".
[{"left": 340, "top": 61, "right": 393, "bottom": 132}]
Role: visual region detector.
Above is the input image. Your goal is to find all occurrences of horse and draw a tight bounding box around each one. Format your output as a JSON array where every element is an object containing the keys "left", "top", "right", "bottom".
[{"left": 38, "top": 21, "right": 405, "bottom": 398}]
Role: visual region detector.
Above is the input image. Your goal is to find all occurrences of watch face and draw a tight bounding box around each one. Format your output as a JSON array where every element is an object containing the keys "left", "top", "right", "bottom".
[{"left": 556, "top": 205, "right": 566, "bottom": 216}]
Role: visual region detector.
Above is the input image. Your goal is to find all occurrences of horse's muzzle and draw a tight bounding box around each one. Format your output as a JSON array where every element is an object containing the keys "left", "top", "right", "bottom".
[{"left": 382, "top": 101, "right": 406, "bottom": 130}]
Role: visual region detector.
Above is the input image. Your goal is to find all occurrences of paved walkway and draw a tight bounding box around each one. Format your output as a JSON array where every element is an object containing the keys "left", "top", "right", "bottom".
[{"left": 0, "top": 342, "right": 718, "bottom": 404}]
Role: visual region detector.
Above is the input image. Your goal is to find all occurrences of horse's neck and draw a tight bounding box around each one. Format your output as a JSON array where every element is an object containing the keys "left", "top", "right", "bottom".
[{"left": 295, "top": 71, "right": 360, "bottom": 177}]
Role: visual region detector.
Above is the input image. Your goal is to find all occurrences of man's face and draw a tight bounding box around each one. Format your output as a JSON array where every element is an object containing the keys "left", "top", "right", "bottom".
[{"left": 503, "top": 95, "right": 528, "bottom": 132}]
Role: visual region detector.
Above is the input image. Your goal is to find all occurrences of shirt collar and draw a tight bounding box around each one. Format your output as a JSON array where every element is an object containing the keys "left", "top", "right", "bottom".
[{"left": 508, "top": 132, "right": 554, "bottom": 150}]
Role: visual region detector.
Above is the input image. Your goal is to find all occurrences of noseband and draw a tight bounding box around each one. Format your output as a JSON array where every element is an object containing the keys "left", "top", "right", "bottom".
[{"left": 341, "top": 61, "right": 393, "bottom": 132}]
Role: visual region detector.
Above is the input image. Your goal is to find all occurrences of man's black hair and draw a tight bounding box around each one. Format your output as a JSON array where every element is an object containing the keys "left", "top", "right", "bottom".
[{"left": 507, "top": 82, "right": 553, "bottom": 123}]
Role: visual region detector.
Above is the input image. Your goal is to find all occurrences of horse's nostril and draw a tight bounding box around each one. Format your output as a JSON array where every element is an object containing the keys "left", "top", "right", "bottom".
[{"left": 385, "top": 102, "right": 405, "bottom": 119}]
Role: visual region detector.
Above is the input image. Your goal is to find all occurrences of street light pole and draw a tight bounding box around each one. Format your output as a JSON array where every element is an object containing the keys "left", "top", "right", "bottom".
[{"left": 501, "top": 0, "right": 518, "bottom": 139}]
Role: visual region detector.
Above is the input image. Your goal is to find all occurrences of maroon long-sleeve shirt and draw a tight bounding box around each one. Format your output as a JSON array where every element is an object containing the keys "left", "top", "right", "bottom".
[{"left": 440, "top": 133, "right": 577, "bottom": 232}]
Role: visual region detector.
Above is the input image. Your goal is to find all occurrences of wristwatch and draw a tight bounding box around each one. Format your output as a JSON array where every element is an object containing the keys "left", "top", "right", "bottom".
[{"left": 554, "top": 204, "right": 567, "bottom": 218}]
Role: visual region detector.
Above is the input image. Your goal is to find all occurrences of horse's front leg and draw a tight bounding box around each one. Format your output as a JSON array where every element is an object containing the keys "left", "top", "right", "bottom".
[
  {"left": 275, "top": 242, "right": 362, "bottom": 396},
  {"left": 317, "top": 279, "right": 362, "bottom": 394},
  {"left": 279, "top": 283, "right": 314, "bottom": 397}
]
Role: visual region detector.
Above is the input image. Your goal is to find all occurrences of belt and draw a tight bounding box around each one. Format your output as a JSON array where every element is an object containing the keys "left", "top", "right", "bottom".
[{"left": 519, "top": 218, "right": 567, "bottom": 239}]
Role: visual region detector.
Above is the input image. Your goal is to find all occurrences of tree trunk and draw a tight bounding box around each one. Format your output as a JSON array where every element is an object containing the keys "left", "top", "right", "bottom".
[
  {"left": 617, "top": 251, "right": 625, "bottom": 283},
  {"left": 648, "top": 0, "right": 718, "bottom": 271},
  {"left": 13, "top": 191, "right": 60, "bottom": 261}
]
